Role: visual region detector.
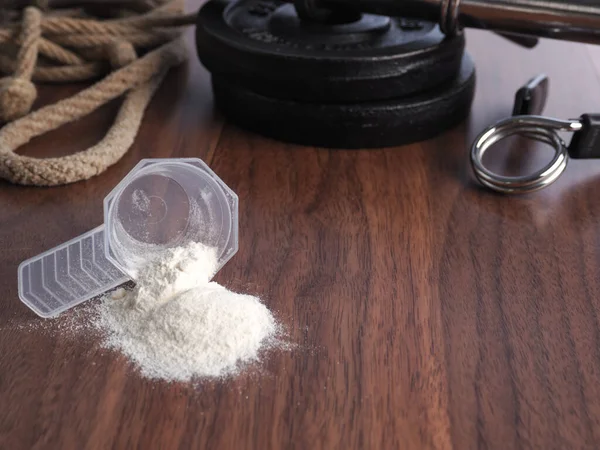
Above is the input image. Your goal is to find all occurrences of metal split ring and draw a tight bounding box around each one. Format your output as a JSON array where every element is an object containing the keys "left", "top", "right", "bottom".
[
  {"left": 470, "top": 116, "right": 583, "bottom": 194},
  {"left": 440, "top": 0, "right": 460, "bottom": 35}
]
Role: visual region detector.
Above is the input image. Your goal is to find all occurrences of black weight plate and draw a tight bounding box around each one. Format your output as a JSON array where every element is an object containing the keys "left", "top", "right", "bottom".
[
  {"left": 196, "top": 0, "right": 465, "bottom": 103},
  {"left": 211, "top": 53, "right": 476, "bottom": 149}
]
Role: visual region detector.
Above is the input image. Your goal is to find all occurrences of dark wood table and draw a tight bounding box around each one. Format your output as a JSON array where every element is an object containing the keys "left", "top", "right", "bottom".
[{"left": 2, "top": 18, "right": 600, "bottom": 450}]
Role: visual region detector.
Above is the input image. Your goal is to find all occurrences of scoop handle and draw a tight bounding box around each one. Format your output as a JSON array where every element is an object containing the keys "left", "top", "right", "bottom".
[{"left": 18, "top": 225, "right": 129, "bottom": 318}]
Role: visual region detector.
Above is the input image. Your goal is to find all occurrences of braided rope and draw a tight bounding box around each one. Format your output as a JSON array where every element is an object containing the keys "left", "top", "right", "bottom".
[
  {"left": 0, "top": 0, "right": 194, "bottom": 186},
  {"left": 0, "top": 7, "right": 41, "bottom": 122},
  {"left": 51, "top": 29, "right": 178, "bottom": 48},
  {"left": 0, "top": 54, "right": 106, "bottom": 81},
  {"left": 14, "top": 7, "right": 41, "bottom": 79},
  {"left": 0, "top": 29, "right": 87, "bottom": 65},
  {"left": 41, "top": 12, "right": 196, "bottom": 35}
]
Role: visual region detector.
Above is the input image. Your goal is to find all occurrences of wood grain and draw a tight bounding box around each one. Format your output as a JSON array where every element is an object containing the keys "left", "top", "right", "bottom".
[{"left": 2, "top": 18, "right": 600, "bottom": 450}]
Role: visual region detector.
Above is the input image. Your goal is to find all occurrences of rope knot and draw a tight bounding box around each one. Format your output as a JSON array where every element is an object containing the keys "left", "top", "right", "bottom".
[
  {"left": 0, "top": 77, "right": 36, "bottom": 122},
  {"left": 0, "top": 5, "right": 41, "bottom": 121},
  {"left": 107, "top": 41, "right": 138, "bottom": 69}
]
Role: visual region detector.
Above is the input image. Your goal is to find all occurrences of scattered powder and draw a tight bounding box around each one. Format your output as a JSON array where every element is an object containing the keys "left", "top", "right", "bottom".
[{"left": 93, "top": 242, "right": 280, "bottom": 382}]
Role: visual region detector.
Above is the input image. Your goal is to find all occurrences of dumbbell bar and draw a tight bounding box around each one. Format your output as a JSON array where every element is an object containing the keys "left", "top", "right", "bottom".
[{"left": 292, "top": 0, "right": 600, "bottom": 45}]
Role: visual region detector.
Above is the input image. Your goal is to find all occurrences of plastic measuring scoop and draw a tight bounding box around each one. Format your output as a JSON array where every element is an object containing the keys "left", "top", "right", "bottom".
[{"left": 18, "top": 158, "right": 239, "bottom": 318}]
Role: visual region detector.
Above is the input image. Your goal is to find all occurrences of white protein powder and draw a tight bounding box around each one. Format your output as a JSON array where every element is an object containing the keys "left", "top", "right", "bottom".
[{"left": 94, "top": 242, "right": 279, "bottom": 382}]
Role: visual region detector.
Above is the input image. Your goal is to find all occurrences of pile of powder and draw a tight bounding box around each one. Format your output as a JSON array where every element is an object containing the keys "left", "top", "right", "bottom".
[{"left": 94, "top": 242, "right": 279, "bottom": 382}]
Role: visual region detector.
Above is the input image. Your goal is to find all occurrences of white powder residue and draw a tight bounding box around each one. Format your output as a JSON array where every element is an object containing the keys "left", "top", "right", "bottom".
[
  {"left": 132, "top": 189, "right": 150, "bottom": 212},
  {"left": 94, "top": 242, "right": 280, "bottom": 382}
]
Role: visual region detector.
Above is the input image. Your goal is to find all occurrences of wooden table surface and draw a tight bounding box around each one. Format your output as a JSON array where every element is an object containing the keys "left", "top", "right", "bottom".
[{"left": 3, "top": 14, "right": 600, "bottom": 450}]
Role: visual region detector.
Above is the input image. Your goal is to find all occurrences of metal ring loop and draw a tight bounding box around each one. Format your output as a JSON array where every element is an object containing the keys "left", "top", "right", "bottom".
[
  {"left": 470, "top": 116, "right": 582, "bottom": 194},
  {"left": 439, "top": 0, "right": 450, "bottom": 34},
  {"left": 447, "top": 0, "right": 461, "bottom": 35},
  {"left": 440, "top": 0, "right": 460, "bottom": 35}
]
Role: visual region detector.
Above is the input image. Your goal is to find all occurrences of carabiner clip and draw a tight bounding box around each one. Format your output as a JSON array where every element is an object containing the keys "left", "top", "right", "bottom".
[{"left": 470, "top": 75, "right": 600, "bottom": 194}]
